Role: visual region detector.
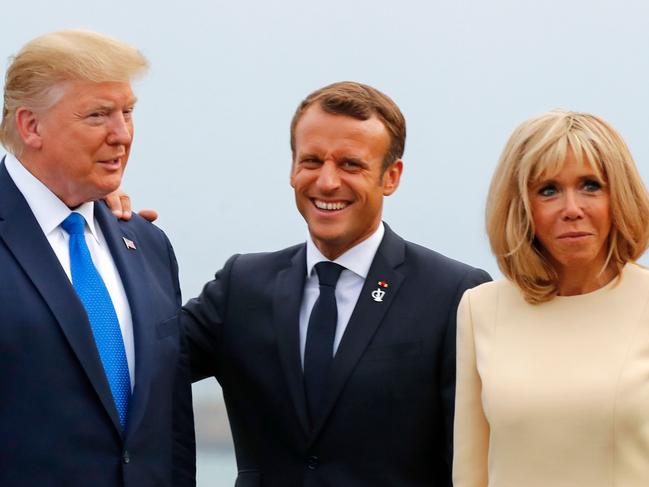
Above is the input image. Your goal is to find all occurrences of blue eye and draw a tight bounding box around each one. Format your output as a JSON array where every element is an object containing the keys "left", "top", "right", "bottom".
[
  {"left": 538, "top": 185, "right": 557, "bottom": 197},
  {"left": 583, "top": 179, "right": 602, "bottom": 192}
]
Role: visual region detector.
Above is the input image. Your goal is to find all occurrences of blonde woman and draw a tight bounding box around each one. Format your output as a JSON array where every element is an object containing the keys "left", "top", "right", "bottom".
[{"left": 453, "top": 110, "right": 649, "bottom": 487}]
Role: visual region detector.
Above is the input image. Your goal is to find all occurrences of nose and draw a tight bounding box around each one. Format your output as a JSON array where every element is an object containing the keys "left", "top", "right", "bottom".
[
  {"left": 316, "top": 160, "right": 341, "bottom": 192},
  {"left": 561, "top": 190, "right": 584, "bottom": 220},
  {"left": 106, "top": 112, "right": 133, "bottom": 146}
]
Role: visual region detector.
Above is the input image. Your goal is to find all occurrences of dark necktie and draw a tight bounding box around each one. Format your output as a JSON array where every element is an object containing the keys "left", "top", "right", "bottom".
[
  {"left": 61, "top": 212, "right": 131, "bottom": 431},
  {"left": 304, "top": 261, "right": 344, "bottom": 422}
]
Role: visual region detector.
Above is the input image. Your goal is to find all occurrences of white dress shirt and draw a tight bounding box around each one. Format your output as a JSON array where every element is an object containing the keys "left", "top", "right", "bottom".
[
  {"left": 5, "top": 153, "right": 135, "bottom": 388},
  {"left": 299, "top": 222, "right": 385, "bottom": 365}
]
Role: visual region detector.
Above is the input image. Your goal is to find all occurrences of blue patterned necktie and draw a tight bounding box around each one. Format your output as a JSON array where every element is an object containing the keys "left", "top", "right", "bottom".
[
  {"left": 61, "top": 212, "right": 130, "bottom": 431},
  {"left": 304, "top": 261, "right": 345, "bottom": 423}
]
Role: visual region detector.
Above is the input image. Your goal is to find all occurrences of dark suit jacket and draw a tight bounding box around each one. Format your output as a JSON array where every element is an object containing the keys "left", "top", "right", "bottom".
[
  {"left": 184, "top": 224, "right": 490, "bottom": 487},
  {"left": 0, "top": 159, "right": 195, "bottom": 487}
]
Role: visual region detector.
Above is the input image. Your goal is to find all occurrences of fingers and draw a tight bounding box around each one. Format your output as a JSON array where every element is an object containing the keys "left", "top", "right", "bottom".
[
  {"left": 105, "top": 190, "right": 132, "bottom": 220},
  {"left": 119, "top": 194, "right": 132, "bottom": 220},
  {"left": 105, "top": 189, "right": 156, "bottom": 222},
  {"left": 138, "top": 209, "right": 159, "bottom": 223}
]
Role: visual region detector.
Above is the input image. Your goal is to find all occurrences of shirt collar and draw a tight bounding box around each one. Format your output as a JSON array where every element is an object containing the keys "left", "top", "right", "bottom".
[
  {"left": 305, "top": 222, "right": 385, "bottom": 279},
  {"left": 4, "top": 152, "right": 99, "bottom": 241}
]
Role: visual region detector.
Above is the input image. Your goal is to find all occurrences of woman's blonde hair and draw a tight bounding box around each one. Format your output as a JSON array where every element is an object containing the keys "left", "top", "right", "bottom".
[
  {"left": 487, "top": 110, "right": 649, "bottom": 303},
  {"left": 0, "top": 29, "right": 148, "bottom": 155}
]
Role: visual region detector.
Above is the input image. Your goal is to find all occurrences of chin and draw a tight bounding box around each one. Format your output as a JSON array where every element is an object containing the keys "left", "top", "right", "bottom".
[
  {"left": 100, "top": 177, "right": 123, "bottom": 193},
  {"left": 311, "top": 233, "right": 345, "bottom": 248},
  {"left": 557, "top": 254, "right": 604, "bottom": 269},
  {"left": 309, "top": 230, "right": 349, "bottom": 252},
  {"left": 308, "top": 222, "right": 345, "bottom": 241}
]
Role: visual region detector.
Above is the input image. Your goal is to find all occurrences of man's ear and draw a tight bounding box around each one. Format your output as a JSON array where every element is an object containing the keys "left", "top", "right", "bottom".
[
  {"left": 289, "top": 160, "right": 296, "bottom": 188},
  {"left": 382, "top": 159, "right": 403, "bottom": 196},
  {"left": 15, "top": 107, "right": 43, "bottom": 149}
]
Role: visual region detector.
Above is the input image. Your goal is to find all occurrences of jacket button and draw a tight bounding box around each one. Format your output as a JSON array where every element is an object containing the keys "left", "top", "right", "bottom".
[
  {"left": 306, "top": 455, "right": 319, "bottom": 470},
  {"left": 123, "top": 450, "right": 131, "bottom": 464}
]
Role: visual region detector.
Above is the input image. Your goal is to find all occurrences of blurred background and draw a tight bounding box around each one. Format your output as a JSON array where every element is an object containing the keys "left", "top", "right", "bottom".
[{"left": 2, "top": 0, "right": 649, "bottom": 484}]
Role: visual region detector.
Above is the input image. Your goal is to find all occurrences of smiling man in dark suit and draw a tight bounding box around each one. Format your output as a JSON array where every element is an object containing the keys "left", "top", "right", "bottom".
[
  {"left": 0, "top": 30, "right": 194, "bottom": 486},
  {"left": 182, "top": 81, "right": 491, "bottom": 486}
]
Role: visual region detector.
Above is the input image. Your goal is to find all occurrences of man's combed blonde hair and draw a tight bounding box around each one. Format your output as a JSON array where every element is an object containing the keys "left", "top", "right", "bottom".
[
  {"left": 487, "top": 110, "right": 649, "bottom": 304},
  {"left": 0, "top": 29, "right": 148, "bottom": 155}
]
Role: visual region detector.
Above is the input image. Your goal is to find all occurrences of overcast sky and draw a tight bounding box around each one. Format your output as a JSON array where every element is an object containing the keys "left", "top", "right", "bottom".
[
  {"left": 4, "top": 0, "right": 649, "bottom": 482},
  {"left": 4, "top": 0, "right": 648, "bottom": 300}
]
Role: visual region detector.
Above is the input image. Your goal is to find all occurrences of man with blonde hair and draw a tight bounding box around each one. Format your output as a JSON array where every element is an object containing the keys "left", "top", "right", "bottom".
[{"left": 0, "top": 30, "right": 194, "bottom": 486}]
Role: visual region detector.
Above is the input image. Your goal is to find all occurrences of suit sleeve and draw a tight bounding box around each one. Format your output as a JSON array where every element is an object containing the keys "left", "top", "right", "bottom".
[
  {"left": 439, "top": 268, "right": 491, "bottom": 484},
  {"left": 173, "top": 330, "right": 197, "bottom": 487},
  {"left": 181, "top": 254, "right": 240, "bottom": 382},
  {"left": 452, "top": 289, "right": 489, "bottom": 487},
  {"left": 161, "top": 233, "right": 197, "bottom": 487}
]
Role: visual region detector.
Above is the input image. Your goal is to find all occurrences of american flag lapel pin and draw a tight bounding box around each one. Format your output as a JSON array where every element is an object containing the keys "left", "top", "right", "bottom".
[{"left": 122, "top": 237, "right": 137, "bottom": 250}]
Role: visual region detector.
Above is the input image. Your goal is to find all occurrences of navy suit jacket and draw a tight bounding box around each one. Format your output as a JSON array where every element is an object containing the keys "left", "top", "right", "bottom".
[
  {"left": 0, "top": 159, "right": 195, "bottom": 486},
  {"left": 184, "top": 224, "right": 490, "bottom": 487}
]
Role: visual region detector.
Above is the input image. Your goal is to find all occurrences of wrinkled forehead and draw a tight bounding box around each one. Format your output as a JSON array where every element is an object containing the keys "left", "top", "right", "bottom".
[
  {"left": 46, "top": 79, "right": 136, "bottom": 109},
  {"left": 527, "top": 137, "right": 606, "bottom": 184}
]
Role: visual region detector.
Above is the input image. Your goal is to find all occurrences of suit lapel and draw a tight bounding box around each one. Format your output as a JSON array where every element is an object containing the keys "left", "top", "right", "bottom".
[
  {"left": 309, "top": 225, "right": 406, "bottom": 440},
  {"left": 272, "top": 245, "right": 311, "bottom": 436},
  {"left": 0, "top": 161, "right": 122, "bottom": 433},
  {"left": 94, "top": 203, "right": 155, "bottom": 439}
]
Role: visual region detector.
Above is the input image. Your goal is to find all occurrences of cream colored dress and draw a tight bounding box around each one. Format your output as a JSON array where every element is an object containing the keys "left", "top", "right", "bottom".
[{"left": 453, "top": 263, "right": 649, "bottom": 487}]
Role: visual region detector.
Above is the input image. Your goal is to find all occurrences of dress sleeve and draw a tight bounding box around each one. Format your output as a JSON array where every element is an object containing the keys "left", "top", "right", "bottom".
[{"left": 453, "top": 289, "right": 490, "bottom": 487}]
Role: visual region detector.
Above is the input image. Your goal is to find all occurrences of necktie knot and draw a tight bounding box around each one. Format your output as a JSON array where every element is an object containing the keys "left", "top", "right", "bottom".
[
  {"left": 61, "top": 212, "right": 86, "bottom": 235},
  {"left": 315, "top": 262, "right": 344, "bottom": 288}
]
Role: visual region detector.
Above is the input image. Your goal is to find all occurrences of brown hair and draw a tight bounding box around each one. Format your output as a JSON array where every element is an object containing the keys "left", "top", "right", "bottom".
[
  {"left": 290, "top": 81, "right": 406, "bottom": 171},
  {"left": 487, "top": 110, "right": 649, "bottom": 303}
]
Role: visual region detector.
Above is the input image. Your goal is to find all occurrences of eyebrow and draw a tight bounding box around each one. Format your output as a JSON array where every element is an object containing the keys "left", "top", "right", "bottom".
[
  {"left": 532, "top": 173, "right": 604, "bottom": 186},
  {"left": 88, "top": 96, "right": 138, "bottom": 110},
  {"left": 298, "top": 152, "right": 322, "bottom": 160}
]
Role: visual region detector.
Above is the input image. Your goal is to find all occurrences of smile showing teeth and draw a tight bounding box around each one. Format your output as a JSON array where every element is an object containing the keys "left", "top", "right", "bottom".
[{"left": 314, "top": 199, "right": 348, "bottom": 211}]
